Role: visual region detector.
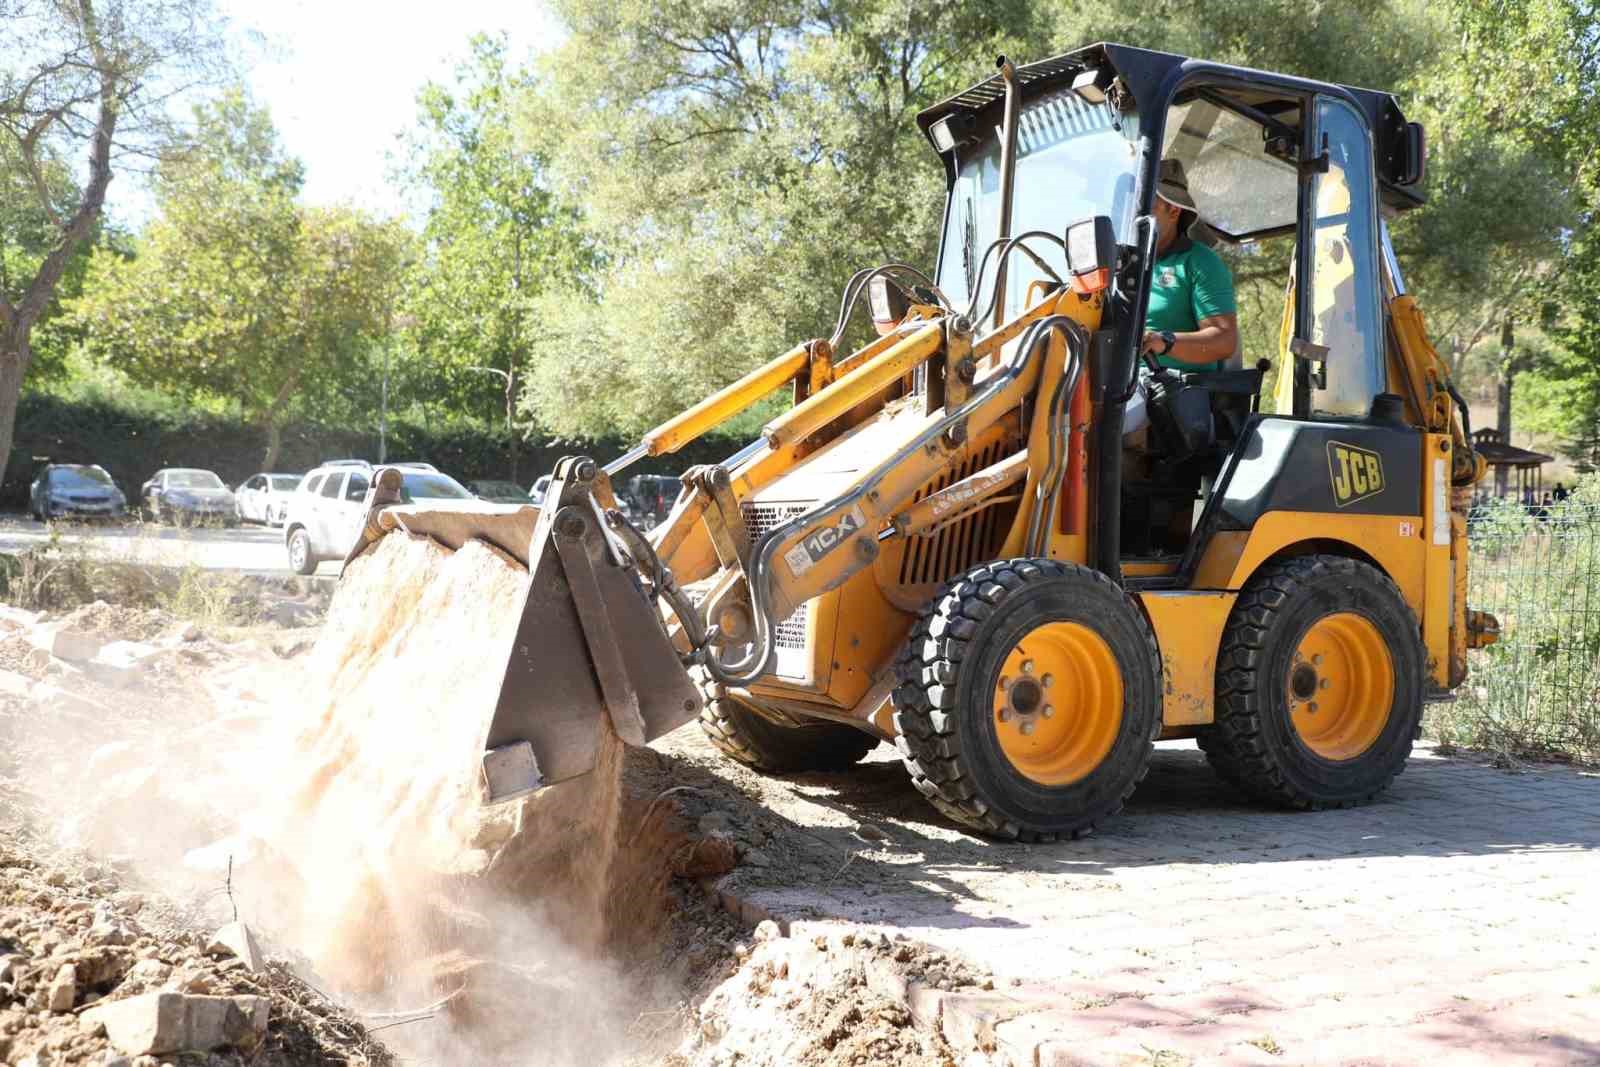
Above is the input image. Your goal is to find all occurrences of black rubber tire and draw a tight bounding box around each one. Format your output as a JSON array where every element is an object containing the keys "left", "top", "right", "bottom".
[
  {"left": 1199, "top": 553, "right": 1424, "bottom": 809},
  {"left": 892, "top": 558, "right": 1161, "bottom": 842},
  {"left": 287, "top": 527, "right": 317, "bottom": 576},
  {"left": 697, "top": 675, "right": 879, "bottom": 774}
]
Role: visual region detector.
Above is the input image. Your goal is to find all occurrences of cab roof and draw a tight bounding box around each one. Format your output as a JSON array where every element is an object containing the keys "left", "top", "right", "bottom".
[{"left": 916, "top": 42, "right": 1424, "bottom": 213}]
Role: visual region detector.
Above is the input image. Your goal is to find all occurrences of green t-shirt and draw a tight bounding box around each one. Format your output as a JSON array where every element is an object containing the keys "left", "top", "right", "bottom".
[{"left": 1145, "top": 237, "right": 1236, "bottom": 370}]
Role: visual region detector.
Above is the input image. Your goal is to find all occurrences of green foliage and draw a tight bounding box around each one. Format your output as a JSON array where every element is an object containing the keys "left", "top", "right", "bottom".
[
  {"left": 517, "top": 0, "right": 1037, "bottom": 437},
  {"left": 1430, "top": 485, "right": 1600, "bottom": 762},
  {"left": 66, "top": 92, "right": 414, "bottom": 463},
  {"left": 395, "top": 36, "right": 593, "bottom": 454}
]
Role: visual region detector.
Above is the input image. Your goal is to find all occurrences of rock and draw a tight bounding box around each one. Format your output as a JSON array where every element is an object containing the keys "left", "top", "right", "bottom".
[
  {"left": 753, "top": 920, "right": 782, "bottom": 943},
  {"left": 120, "top": 959, "right": 170, "bottom": 994},
  {"left": 60, "top": 946, "right": 133, "bottom": 988},
  {"left": 30, "top": 626, "right": 105, "bottom": 663},
  {"left": 671, "top": 835, "right": 739, "bottom": 879},
  {"left": 88, "top": 905, "right": 135, "bottom": 947},
  {"left": 110, "top": 893, "right": 144, "bottom": 915},
  {"left": 85, "top": 643, "right": 158, "bottom": 690},
  {"left": 696, "top": 811, "right": 738, "bottom": 836},
  {"left": 262, "top": 598, "right": 320, "bottom": 628},
  {"left": 203, "top": 922, "right": 262, "bottom": 972},
  {"left": 47, "top": 963, "right": 77, "bottom": 1012},
  {"left": 81, "top": 992, "right": 269, "bottom": 1056},
  {"left": 0, "top": 953, "right": 23, "bottom": 983}
]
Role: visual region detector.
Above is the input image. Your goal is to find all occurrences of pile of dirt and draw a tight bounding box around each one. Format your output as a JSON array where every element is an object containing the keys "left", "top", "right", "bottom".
[
  {"left": 225, "top": 532, "right": 750, "bottom": 1063},
  {"left": 0, "top": 526, "right": 985, "bottom": 1065},
  {"left": 54, "top": 602, "right": 177, "bottom": 642}
]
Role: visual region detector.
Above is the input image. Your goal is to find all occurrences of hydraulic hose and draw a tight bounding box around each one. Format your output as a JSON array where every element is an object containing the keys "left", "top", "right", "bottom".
[
  {"left": 827, "top": 263, "right": 952, "bottom": 350},
  {"left": 704, "top": 305, "right": 1084, "bottom": 686}
]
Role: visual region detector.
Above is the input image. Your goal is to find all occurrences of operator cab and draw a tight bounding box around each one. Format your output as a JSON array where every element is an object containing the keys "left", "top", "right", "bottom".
[{"left": 919, "top": 44, "right": 1426, "bottom": 576}]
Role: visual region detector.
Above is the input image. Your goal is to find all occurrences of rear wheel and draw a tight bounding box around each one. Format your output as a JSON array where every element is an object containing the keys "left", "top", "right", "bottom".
[
  {"left": 697, "top": 675, "right": 879, "bottom": 774},
  {"left": 1200, "top": 554, "right": 1423, "bottom": 809},
  {"left": 893, "top": 559, "right": 1160, "bottom": 841},
  {"left": 287, "top": 527, "right": 317, "bottom": 576}
]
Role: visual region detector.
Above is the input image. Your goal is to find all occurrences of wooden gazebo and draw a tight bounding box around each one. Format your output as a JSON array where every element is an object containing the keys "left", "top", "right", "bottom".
[{"left": 1472, "top": 428, "right": 1553, "bottom": 501}]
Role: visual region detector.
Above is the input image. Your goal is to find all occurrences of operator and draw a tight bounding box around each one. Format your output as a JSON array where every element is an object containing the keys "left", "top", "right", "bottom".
[{"left": 1139, "top": 158, "right": 1238, "bottom": 369}]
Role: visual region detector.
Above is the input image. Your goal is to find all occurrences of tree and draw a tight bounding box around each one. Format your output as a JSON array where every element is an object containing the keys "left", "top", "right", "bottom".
[
  {"left": 69, "top": 93, "right": 413, "bottom": 467},
  {"left": 396, "top": 36, "right": 592, "bottom": 482},
  {"left": 0, "top": 0, "right": 227, "bottom": 474},
  {"left": 515, "top": 0, "right": 1038, "bottom": 438}
]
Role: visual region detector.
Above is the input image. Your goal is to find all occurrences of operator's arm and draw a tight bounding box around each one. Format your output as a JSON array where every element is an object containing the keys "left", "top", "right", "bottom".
[
  {"left": 1142, "top": 244, "right": 1238, "bottom": 367},
  {"left": 1142, "top": 313, "right": 1239, "bottom": 366}
]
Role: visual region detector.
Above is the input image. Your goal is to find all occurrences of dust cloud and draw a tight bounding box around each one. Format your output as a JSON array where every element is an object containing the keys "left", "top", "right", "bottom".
[{"left": 10, "top": 532, "right": 694, "bottom": 1064}]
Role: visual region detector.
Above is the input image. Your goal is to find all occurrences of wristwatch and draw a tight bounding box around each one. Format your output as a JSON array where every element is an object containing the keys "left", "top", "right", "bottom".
[{"left": 1158, "top": 330, "right": 1176, "bottom": 356}]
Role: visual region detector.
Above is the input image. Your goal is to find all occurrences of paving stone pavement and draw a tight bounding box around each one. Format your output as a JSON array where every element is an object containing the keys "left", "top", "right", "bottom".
[{"left": 731, "top": 741, "right": 1600, "bottom": 1066}]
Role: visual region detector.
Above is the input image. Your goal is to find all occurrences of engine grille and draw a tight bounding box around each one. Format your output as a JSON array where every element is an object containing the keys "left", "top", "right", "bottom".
[
  {"left": 741, "top": 502, "right": 812, "bottom": 650},
  {"left": 897, "top": 438, "right": 1010, "bottom": 586}
]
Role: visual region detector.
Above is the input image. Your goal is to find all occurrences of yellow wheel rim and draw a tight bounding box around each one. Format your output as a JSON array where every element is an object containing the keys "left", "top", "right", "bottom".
[
  {"left": 1288, "top": 612, "right": 1394, "bottom": 761},
  {"left": 993, "top": 622, "right": 1123, "bottom": 786}
]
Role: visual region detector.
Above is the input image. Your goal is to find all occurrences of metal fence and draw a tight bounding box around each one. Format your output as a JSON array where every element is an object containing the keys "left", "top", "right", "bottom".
[{"left": 1435, "top": 498, "right": 1600, "bottom": 762}]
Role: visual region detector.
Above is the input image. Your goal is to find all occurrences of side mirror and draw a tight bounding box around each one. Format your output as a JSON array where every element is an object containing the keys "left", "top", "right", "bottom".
[
  {"left": 1064, "top": 215, "right": 1117, "bottom": 293},
  {"left": 1400, "top": 122, "right": 1426, "bottom": 186}
]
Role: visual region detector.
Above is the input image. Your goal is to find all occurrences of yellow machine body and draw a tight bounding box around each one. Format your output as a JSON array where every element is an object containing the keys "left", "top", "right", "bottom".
[{"left": 337, "top": 42, "right": 1491, "bottom": 836}]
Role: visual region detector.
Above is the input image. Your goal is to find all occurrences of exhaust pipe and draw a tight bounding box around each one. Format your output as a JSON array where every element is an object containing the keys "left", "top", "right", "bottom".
[{"left": 993, "top": 55, "right": 1021, "bottom": 329}]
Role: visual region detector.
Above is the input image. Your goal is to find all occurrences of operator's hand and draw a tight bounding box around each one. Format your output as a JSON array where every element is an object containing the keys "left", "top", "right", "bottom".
[{"left": 1140, "top": 330, "right": 1161, "bottom": 354}]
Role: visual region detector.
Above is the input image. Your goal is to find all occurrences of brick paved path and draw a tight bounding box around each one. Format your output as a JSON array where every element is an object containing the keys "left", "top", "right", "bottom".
[{"left": 712, "top": 741, "right": 1600, "bottom": 1065}]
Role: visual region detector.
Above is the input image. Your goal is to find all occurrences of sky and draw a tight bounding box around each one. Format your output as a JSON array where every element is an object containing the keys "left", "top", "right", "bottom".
[{"left": 106, "top": 0, "right": 564, "bottom": 223}]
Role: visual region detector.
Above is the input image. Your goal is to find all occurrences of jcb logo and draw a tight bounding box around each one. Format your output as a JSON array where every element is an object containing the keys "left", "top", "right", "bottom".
[{"left": 1327, "top": 442, "right": 1385, "bottom": 507}]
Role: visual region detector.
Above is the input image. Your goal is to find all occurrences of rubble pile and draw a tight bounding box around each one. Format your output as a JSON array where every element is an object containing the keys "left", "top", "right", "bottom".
[
  {"left": 0, "top": 549, "right": 970, "bottom": 1064},
  {"left": 0, "top": 838, "right": 390, "bottom": 1066}
]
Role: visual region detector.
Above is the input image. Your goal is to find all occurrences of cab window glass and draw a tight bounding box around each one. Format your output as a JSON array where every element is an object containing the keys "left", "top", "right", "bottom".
[
  {"left": 345, "top": 473, "right": 370, "bottom": 501},
  {"left": 1163, "top": 100, "right": 1298, "bottom": 238},
  {"left": 938, "top": 91, "right": 1139, "bottom": 318},
  {"left": 304, "top": 474, "right": 324, "bottom": 495},
  {"left": 320, "top": 473, "right": 344, "bottom": 500},
  {"left": 1306, "top": 96, "right": 1384, "bottom": 417}
]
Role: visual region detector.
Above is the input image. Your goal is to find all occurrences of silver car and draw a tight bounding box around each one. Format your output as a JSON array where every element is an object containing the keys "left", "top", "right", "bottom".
[
  {"left": 282, "top": 461, "right": 475, "bottom": 575},
  {"left": 29, "top": 464, "right": 127, "bottom": 521}
]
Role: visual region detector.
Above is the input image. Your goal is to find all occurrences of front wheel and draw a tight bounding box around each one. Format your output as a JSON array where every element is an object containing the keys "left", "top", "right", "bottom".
[
  {"left": 1199, "top": 554, "right": 1423, "bottom": 809},
  {"left": 287, "top": 528, "right": 316, "bottom": 575},
  {"left": 697, "top": 676, "right": 878, "bottom": 773},
  {"left": 892, "top": 559, "right": 1161, "bottom": 842}
]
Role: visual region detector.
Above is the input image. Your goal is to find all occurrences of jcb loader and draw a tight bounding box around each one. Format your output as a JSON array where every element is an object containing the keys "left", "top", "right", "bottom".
[{"left": 343, "top": 43, "right": 1497, "bottom": 841}]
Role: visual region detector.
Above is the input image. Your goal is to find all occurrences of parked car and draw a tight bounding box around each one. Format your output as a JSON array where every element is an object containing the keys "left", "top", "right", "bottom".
[
  {"left": 466, "top": 479, "right": 531, "bottom": 505},
  {"left": 282, "top": 460, "right": 475, "bottom": 575},
  {"left": 235, "top": 472, "right": 302, "bottom": 526},
  {"left": 140, "top": 468, "right": 238, "bottom": 526},
  {"left": 29, "top": 464, "right": 127, "bottom": 521},
  {"left": 529, "top": 474, "right": 552, "bottom": 506},
  {"left": 624, "top": 474, "right": 683, "bottom": 527}
]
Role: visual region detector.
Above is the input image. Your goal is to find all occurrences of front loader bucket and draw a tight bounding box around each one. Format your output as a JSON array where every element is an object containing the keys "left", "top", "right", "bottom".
[{"left": 340, "top": 460, "right": 703, "bottom": 805}]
